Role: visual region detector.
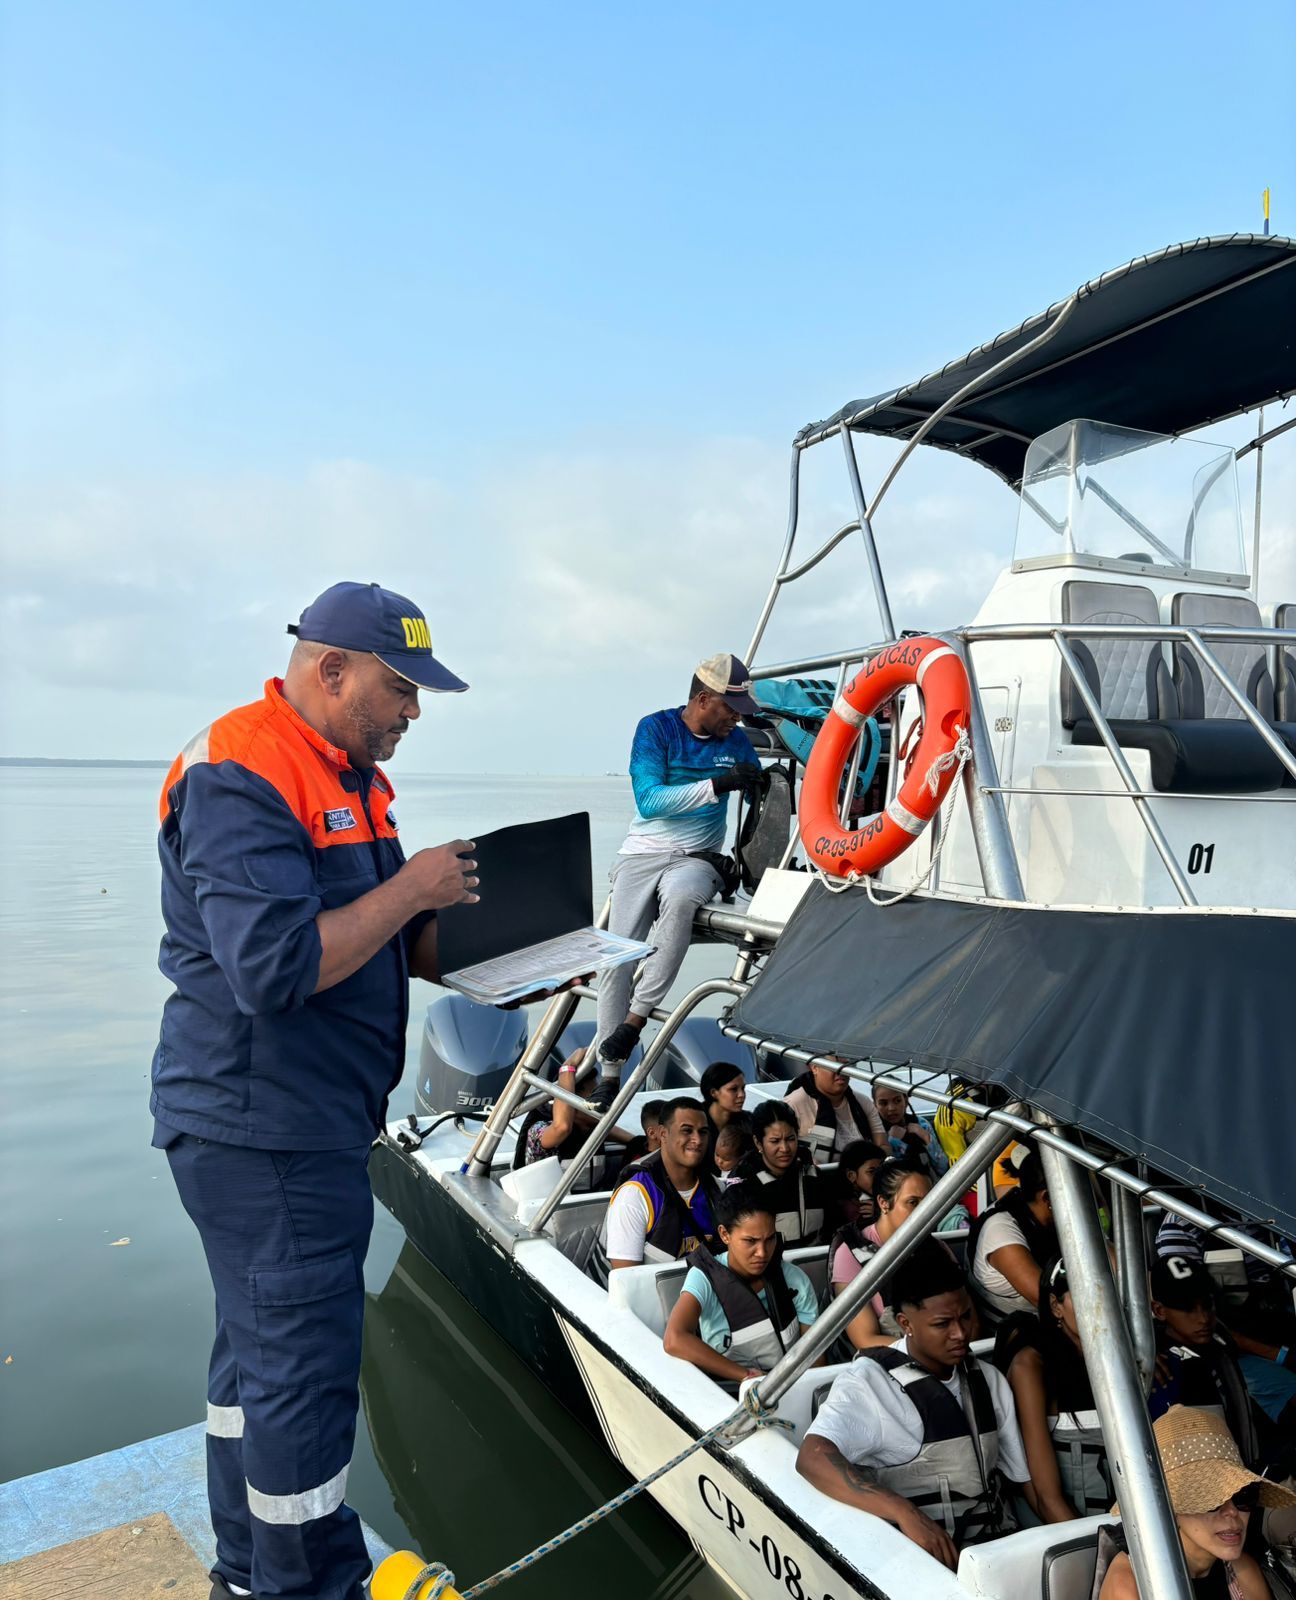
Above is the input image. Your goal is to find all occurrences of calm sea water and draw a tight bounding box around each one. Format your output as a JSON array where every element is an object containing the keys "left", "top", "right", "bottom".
[{"left": 0, "top": 765, "right": 730, "bottom": 1597}]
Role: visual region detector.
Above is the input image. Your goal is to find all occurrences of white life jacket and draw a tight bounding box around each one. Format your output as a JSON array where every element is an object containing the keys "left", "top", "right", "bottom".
[
  {"left": 1049, "top": 1408, "right": 1113, "bottom": 1518},
  {"left": 691, "top": 1248, "right": 801, "bottom": 1373},
  {"left": 753, "top": 1165, "right": 824, "bottom": 1249},
  {"left": 787, "top": 1072, "right": 877, "bottom": 1165},
  {"left": 859, "top": 1349, "right": 1015, "bottom": 1546}
]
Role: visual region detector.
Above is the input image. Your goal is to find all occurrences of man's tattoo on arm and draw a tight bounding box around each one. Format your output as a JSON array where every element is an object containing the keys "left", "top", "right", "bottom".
[{"left": 821, "top": 1441, "right": 883, "bottom": 1502}]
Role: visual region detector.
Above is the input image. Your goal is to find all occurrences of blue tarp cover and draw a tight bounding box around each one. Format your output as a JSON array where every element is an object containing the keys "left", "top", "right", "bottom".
[{"left": 730, "top": 883, "right": 1296, "bottom": 1240}]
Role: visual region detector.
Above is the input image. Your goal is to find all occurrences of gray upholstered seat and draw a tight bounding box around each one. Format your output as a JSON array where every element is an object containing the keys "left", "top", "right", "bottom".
[
  {"left": 1170, "top": 592, "right": 1273, "bottom": 718},
  {"left": 1277, "top": 602, "right": 1295, "bottom": 721},
  {"left": 1059, "top": 581, "right": 1168, "bottom": 727},
  {"left": 1060, "top": 581, "right": 1285, "bottom": 793}
]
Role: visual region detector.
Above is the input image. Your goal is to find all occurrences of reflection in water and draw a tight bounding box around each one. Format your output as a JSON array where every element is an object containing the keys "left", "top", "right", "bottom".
[{"left": 359, "top": 1241, "right": 732, "bottom": 1600}]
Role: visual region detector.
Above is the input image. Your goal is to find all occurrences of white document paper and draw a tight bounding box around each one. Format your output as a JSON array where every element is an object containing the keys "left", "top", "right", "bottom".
[{"left": 440, "top": 927, "right": 655, "bottom": 1007}]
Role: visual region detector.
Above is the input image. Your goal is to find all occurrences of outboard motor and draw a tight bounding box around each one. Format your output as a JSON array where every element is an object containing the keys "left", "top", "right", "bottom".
[
  {"left": 416, "top": 993, "right": 528, "bottom": 1118},
  {"left": 657, "top": 1017, "right": 756, "bottom": 1089}
]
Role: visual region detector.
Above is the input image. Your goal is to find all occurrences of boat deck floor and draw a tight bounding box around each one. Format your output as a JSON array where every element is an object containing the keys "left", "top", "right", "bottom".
[{"left": 0, "top": 1423, "right": 392, "bottom": 1595}]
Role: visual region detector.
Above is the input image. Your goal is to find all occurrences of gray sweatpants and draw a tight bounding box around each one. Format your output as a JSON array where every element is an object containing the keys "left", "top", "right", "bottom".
[{"left": 594, "top": 849, "right": 722, "bottom": 1059}]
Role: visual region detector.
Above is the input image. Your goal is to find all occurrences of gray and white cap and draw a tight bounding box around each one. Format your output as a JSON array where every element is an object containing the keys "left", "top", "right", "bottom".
[{"left": 695, "top": 652, "right": 760, "bottom": 717}]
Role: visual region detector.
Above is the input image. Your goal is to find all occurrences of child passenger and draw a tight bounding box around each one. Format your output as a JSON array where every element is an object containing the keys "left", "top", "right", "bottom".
[
  {"left": 836, "top": 1139, "right": 886, "bottom": 1226},
  {"left": 713, "top": 1112, "right": 754, "bottom": 1179}
]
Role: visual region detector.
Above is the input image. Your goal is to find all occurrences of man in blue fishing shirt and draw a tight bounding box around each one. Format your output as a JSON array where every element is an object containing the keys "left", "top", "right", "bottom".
[{"left": 595, "top": 652, "right": 763, "bottom": 1077}]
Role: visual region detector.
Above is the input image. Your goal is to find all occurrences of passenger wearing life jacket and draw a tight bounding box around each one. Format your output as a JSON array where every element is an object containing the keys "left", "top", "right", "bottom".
[
  {"left": 511, "top": 1048, "right": 630, "bottom": 1190},
  {"left": 733, "top": 1100, "right": 830, "bottom": 1250},
  {"left": 798, "top": 1242, "right": 1028, "bottom": 1571},
  {"left": 834, "top": 1139, "right": 887, "bottom": 1228},
  {"left": 783, "top": 1057, "right": 885, "bottom": 1165},
  {"left": 1154, "top": 1210, "right": 1296, "bottom": 1433},
  {"left": 994, "top": 1257, "right": 1113, "bottom": 1522},
  {"left": 874, "top": 1084, "right": 949, "bottom": 1180},
  {"left": 831, "top": 1160, "right": 950, "bottom": 1352},
  {"left": 1147, "top": 1255, "right": 1284, "bottom": 1477},
  {"left": 589, "top": 1099, "right": 719, "bottom": 1281},
  {"left": 969, "top": 1144, "right": 1057, "bottom": 1326},
  {"left": 664, "top": 1185, "right": 820, "bottom": 1386}
]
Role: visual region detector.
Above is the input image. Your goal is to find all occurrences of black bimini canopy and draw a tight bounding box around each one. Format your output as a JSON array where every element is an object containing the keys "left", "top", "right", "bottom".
[
  {"left": 729, "top": 886, "right": 1296, "bottom": 1241},
  {"left": 796, "top": 234, "right": 1296, "bottom": 487}
]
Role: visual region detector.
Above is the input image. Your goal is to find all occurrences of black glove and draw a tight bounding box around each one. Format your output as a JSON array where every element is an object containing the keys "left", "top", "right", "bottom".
[{"left": 712, "top": 763, "right": 763, "bottom": 796}]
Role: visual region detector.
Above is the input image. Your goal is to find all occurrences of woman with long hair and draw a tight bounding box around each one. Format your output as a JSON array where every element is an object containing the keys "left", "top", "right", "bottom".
[
  {"left": 829, "top": 1159, "right": 941, "bottom": 1351},
  {"left": 699, "top": 1060, "right": 747, "bottom": 1143},
  {"left": 994, "top": 1256, "right": 1111, "bottom": 1522},
  {"left": 734, "top": 1099, "right": 829, "bottom": 1249},
  {"left": 968, "top": 1144, "right": 1057, "bottom": 1326}
]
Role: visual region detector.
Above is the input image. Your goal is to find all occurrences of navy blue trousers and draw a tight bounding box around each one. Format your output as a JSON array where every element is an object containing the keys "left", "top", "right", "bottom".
[{"left": 160, "top": 1130, "right": 374, "bottom": 1600}]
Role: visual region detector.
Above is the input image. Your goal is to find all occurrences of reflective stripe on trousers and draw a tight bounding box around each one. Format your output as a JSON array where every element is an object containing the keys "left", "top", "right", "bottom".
[{"left": 163, "top": 1131, "right": 375, "bottom": 1600}]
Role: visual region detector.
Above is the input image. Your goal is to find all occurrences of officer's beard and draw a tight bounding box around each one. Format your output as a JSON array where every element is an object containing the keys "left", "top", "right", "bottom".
[{"left": 341, "top": 694, "right": 399, "bottom": 766}]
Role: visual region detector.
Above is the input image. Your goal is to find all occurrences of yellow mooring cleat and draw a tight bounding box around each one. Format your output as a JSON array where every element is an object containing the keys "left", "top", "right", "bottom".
[{"left": 371, "top": 1550, "right": 465, "bottom": 1600}]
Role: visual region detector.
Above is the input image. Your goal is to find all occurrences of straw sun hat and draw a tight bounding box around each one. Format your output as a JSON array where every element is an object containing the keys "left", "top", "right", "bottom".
[{"left": 1151, "top": 1406, "right": 1296, "bottom": 1518}]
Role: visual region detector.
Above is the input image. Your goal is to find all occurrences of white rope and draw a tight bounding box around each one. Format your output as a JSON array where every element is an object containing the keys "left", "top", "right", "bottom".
[
  {"left": 810, "top": 725, "right": 973, "bottom": 904},
  {"left": 865, "top": 725, "right": 972, "bottom": 907}
]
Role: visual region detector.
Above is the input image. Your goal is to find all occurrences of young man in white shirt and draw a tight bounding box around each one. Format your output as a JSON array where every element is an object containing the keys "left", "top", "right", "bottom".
[{"left": 797, "top": 1241, "right": 1031, "bottom": 1570}]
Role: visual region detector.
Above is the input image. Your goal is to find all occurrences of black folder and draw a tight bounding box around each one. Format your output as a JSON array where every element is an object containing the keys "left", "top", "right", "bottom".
[{"left": 434, "top": 811, "right": 593, "bottom": 976}]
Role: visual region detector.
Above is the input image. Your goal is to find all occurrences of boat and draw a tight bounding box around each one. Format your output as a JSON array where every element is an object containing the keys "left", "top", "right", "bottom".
[{"left": 370, "top": 232, "right": 1296, "bottom": 1600}]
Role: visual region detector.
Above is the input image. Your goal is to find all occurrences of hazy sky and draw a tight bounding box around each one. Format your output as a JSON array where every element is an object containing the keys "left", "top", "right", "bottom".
[{"left": 2, "top": 1, "right": 1293, "bottom": 771}]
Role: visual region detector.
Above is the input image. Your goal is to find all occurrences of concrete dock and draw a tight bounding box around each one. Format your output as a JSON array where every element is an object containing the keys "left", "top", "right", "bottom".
[{"left": 0, "top": 1424, "right": 392, "bottom": 1597}]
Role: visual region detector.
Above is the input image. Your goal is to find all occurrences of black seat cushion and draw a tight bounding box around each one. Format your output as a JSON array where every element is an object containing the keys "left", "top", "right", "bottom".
[
  {"left": 1274, "top": 723, "right": 1296, "bottom": 788},
  {"left": 1072, "top": 718, "right": 1287, "bottom": 793}
]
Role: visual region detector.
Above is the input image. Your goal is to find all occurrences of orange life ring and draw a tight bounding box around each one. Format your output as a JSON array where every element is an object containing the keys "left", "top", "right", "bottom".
[{"left": 799, "top": 637, "right": 973, "bottom": 880}]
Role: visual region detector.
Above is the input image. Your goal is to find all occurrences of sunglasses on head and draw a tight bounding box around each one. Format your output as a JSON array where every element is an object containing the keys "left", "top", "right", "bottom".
[{"left": 1209, "top": 1484, "right": 1261, "bottom": 1514}]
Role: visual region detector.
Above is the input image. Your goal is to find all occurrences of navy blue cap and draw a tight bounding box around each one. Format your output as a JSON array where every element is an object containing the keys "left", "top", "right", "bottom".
[{"left": 288, "top": 582, "right": 468, "bottom": 693}]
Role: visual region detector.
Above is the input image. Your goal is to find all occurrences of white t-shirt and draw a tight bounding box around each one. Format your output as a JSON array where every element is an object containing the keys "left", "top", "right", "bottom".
[
  {"left": 806, "top": 1337, "right": 1029, "bottom": 1483},
  {"left": 972, "top": 1211, "right": 1037, "bottom": 1320},
  {"left": 604, "top": 1176, "right": 705, "bottom": 1264}
]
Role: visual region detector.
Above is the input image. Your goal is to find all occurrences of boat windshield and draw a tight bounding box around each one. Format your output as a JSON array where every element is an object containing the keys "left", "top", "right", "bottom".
[{"left": 1013, "top": 418, "right": 1247, "bottom": 579}]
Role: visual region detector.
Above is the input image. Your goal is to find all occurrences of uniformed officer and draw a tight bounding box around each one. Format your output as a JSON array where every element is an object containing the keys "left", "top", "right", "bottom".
[{"left": 153, "top": 582, "right": 481, "bottom": 1600}]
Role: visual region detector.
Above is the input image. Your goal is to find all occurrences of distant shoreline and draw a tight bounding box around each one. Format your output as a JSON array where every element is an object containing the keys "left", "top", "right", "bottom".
[
  {"left": 0, "top": 757, "right": 171, "bottom": 769},
  {"left": 0, "top": 757, "right": 626, "bottom": 777}
]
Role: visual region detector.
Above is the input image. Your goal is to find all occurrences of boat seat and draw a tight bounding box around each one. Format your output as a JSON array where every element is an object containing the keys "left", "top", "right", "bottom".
[
  {"left": 956, "top": 1515, "right": 1117, "bottom": 1598},
  {"left": 1069, "top": 716, "right": 1287, "bottom": 791},
  {"left": 1277, "top": 603, "right": 1295, "bottom": 720},
  {"left": 1061, "top": 581, "right": 1285, "bottom": 792},
  {"left": 1170, "top": 591, "right": 1296, "bottom": 783},
  {"left": 1060, "top": 581, "right": 1169, "bottom": 727},
  {"left": 1170, "top": 592, "right": 1274, "bottom": 719},
  {"left": 535, "top": 1190, "right": 615, "bottom": 1272}
]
